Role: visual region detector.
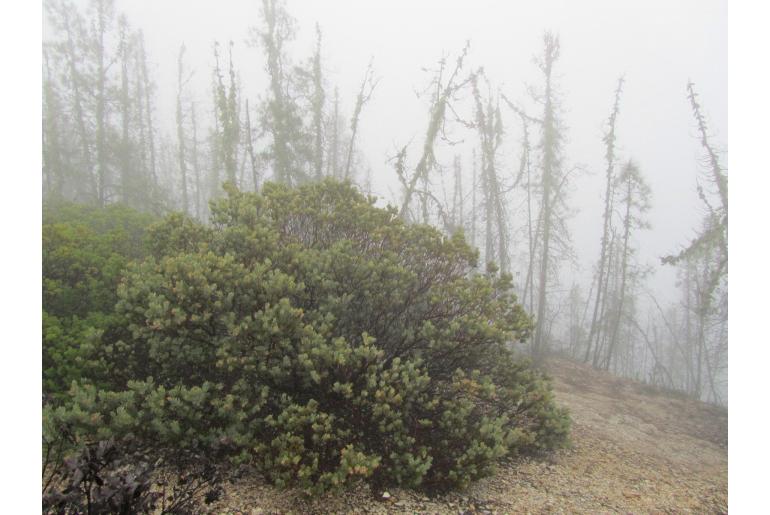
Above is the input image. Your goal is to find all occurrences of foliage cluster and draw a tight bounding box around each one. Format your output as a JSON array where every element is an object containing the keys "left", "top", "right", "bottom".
[
  {"left": 43, "top": 203, "right": 155, "bottom": 398},
  {"left": 44, "top": 180, "right": 568, "bottom": 496}
]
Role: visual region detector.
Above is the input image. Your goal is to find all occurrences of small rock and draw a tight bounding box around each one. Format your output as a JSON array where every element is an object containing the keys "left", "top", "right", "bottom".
[{"left": 394, "top": 500, "right": 407, "bottom": 507}]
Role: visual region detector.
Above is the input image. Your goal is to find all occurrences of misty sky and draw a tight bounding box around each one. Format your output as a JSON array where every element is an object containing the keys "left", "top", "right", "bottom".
[{"left": 52, "top": 0, "right": 727, "bottom": 305}]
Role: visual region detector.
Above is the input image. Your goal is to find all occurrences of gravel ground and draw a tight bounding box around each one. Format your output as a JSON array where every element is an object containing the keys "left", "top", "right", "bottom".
[{"left": 204, "top": 358, "right": 727, "bottom": 514}]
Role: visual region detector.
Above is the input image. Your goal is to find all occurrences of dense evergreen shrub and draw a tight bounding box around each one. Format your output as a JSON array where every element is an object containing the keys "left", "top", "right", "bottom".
[
  {"left": 43, "top": 203, "right": 155, "bottom": 398},
  {"left": 44, "top": 180, "right": 568, "bottom": 494}
]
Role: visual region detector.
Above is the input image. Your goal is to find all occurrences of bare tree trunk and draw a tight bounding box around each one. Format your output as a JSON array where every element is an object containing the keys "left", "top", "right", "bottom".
[
  {"left": 310, "top": 25, "right": 325, "bottom": 180},
  {"left": 687, "top": 82, "right": 727, "bottom": 215},
  {"left": 471, "top": 149, "right": 477, "bottom": 249},
  {"left": 132, "top": 34, "right": 149, "bottom": 199},
  {"left": 243, "top": 99, "right": 260, "bottom": 191},
  {"left": 585, "top": 77, "right": 624, "bottom": 363},
  {"left": 532, "top": 33, "right": 561, "bottom": 361},
  {"left": 344, "top": 59, "right": 377, "bottom": 181},
  {"left": 60, "top": 5, "right": 96, "bottom": 201},
  {"left": 471, "top": 74, "right": 507, "bottom": 271},
  {"left": 42, "top": 48, "right": 64, "bottom": 199},
  {"left": 604, "top": 165, "right": 634, "bottom": 370},
  {"left": 593, "top": 229, "right": 617, "bottom": 367},
  {"left": 227, "top": 44, "right": 240, "bottom": 185},
  {"left": 518, "top": 111, "right": 535, "bottom": 305},
  {"left": 208, "top": 72, "right": 222, "bottom": 198},
  {"left": 483, "top": 147, "right": 493, "bottom": 264},
  {"left": 137, "top": 33, "right": 158, "bottom": 194},
  {"left": 191, "top": 102, "right": 202, "bottom": 218},
  {"left": 260, "top": 0, "right": 295, "bottom": 184},
  {"left": 685, "top": 264, "right": 694, "bottom": 395},
  {"left": 399, "top": 44, "right": 469, "bottom": 220},
  {"left": 602, "top": 161, "right": 650, "bottom": 371},
  {"left": 631, "top": 317, "right": 675, "bottom": 388},
  {"left": 327, "top": 87, "right": 340, "bottom": 178},
  {"left": 451, "top": 155, "right": 464, "bottom": 232},
  {"left": 118, "top": 18, "right": 131, "bottom": 205},
  {"left": 94, "top": 0, "right": 110, "bottom": 207},
  {"left": 523, "top": 141, "right": 536, "bottom": 314},
  {"left": 176, "top": 44, "right": 190, "bottom": 214}
]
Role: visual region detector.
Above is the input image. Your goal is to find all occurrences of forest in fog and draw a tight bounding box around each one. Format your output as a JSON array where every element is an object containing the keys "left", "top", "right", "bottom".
[
  {"left": 40, "top": 0, "right": 729, "bottom": 511},
  {"left": 42, "top": 0, "right": 727, "bottom": 404}
]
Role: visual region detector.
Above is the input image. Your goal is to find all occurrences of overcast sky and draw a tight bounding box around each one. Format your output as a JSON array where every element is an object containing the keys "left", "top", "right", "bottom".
[{"left": 54, "top": 0, "right": 727, "bottom": 305}]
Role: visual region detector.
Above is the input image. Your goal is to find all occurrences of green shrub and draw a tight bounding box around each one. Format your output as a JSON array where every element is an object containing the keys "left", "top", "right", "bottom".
[
  {"left": 45, "top": 180, "right": 568, "bottom": 494},
  {"left": 43, "top": 203, "right": 155, "bottom": 397}
]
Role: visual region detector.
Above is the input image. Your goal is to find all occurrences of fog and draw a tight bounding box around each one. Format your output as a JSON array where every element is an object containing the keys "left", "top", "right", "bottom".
[
  {"left": 42, "top": 0, "right": 727, "bottom": 402},
  {"left": 109, "top": 0, "right": 726, "bottom": 302},
  {"left": 39, "top": 2, "right": 731, "bottom": 510}
]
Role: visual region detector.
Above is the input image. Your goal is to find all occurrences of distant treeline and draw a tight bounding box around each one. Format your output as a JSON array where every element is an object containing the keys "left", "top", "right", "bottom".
[{"left": 42, "top": 0, "right": 726, "bottom": 404}]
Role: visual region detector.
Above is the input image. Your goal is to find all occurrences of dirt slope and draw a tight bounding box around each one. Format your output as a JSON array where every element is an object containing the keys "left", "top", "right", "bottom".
[{"left": 208, "top": 358, "right": 728, "bottom": 514}]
